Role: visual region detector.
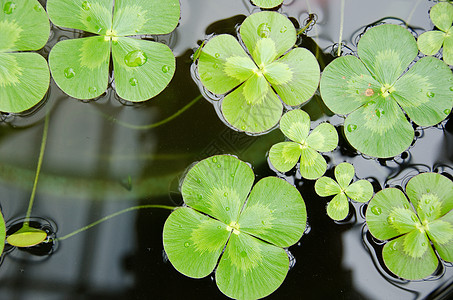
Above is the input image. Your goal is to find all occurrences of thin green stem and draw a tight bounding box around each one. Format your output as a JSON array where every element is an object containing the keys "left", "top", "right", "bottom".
[
  {"left": 106, "top": 94, "right": 202, "bottom": 130},
  {"left": 53, "top": 204, "right": 176, "bottom": 242},
  {"left": 297, "top": 18, "right": 315, "bottom": 35},
  {"left": 24, "top": 113, "right": 50, "bottom": 226},
  {"left": 337, "top": 0, "right": 345, "bottom": 57}
]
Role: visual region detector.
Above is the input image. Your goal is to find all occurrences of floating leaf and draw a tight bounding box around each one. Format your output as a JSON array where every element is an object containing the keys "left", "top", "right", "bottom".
[
  {"left": 6, "top": 225, "right": 47, "bottom": 248},
  {"left": 321, "top": 24, "right": 453, "bottom": 158},
  {"left": 47, "top": 0, "right": 179, "bottom": 101},
  {"left": 326, "top": 193, "right": 349, "bottom": 221},
  {"left": 0, "top": 0, "right": 50, "bottom": 113},
  {"left": 251, "top": 0, "right": 284, "bottom": 9},
  {"left": 0, "top": 210, "right": 5, "bottom": 255},
  {"left": 163, "top": 155, "right": 307, "bottom": 299}
]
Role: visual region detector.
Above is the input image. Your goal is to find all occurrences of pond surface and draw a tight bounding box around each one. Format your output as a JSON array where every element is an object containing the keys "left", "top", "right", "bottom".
[{"left": 0, "top": 0, "right": 452, "bottom": 299}]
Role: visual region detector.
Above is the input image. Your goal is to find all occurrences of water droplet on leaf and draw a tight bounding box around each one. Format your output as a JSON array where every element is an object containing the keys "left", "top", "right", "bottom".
[
  {"left": 89, "top": 86, "right": 97, "bottom": 94},
  {"left": 225, "top": 207, "right": 230, "bottom": 211},
  {"left": 214, "top": 53, "right": 220, "bottom": 58},
  {"left": 86, "top": 16, "right": 92, "bottom": 22},
  {"left": 224, "top": 192, "right": 228, "bottom": 197},
  {"left": 217, "top": 164, "right": 221, "bottom": 168},
  {"left": 241, "top": 125, "right": 247, "bottom": 130},
  {"left": 387, "top": 216, "right": 395, "bottom": 224},
  {"left": 64, "top": 67, "right": 75, "bottom": 79},
  {"left": 280, "top": 26, "right": 287, "bottom": 33},
  {"left": 217, "top": 225, "right": 221, "bottom": 229},
  {"left": 213, "top": 63, "right": 219, "bottom": 69},
  {"left": 33, "top": 4, "right": 42, "bottom": 12},
  {"left": 184, "top": 242, "right": 190, "bottom": 248},
  {"left": 197, "top": 194, "right": 203, "bottom": 200},
  {"left": 426, "top": 92, "right": 435, "bottom": 98},
  {"left": 129, "top": 78, "right": 138, "bottom": 86},
  {"left": 449, "top": 86, "right": 453, "bottom": 91},
  {"left": 241, "top": 251, "right": 247, "bottom": 257},
  {"left": 162, "top": 65, "right": 170, "bottom": 73},
  {"left": 3, "top": 2, "right": 16, "bottom": 14},
  {"left": 124, "top": 50, "right": 148, "bottom": 67},
  {"left": 257, "top": 23, "right": 271, "bottom": 38},
  {"left": 196, "top": 178, "right": 201, "bottom": 183},
  {"left": 347, "top": 124, "right": 357, "bottom": 132},
  {"left": 411, "top": 215, "right": 418, "bottom": 223},
  {"left": 82, "top": 1, "right": 91, "bottom": 10},
  {"left": 212, "top": 157, "right": 217, "bottom": 163},
  {"left": 370, "top": 206, "right": 381, "bottom": 215},
  {"left": 444, "top": 109, "right": 451, "bottom": 115}
]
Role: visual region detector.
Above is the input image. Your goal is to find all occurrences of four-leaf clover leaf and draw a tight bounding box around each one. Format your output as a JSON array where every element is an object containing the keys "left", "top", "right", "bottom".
[
  {"left": 163, "top": 155, "right": 307, "bottom": 300},
  {"left": 366, "top": 172, "right": 453, "bottom": 280},
  {"left": 197, "top": 11, "right": 320, "bottom": 133},
  {"left": 315, "top": 162, "right": 374, "bottom": 221},
  {"left": 251, "top": 0, "right": 284, "bottom": 9},
  {"left": 320, "top": 24, "right": 453, "bottom": 158},
  {"left": 269, "top": 109, "right": 338, "bottom": 179},
  {"left": 0, "top": 0, "right": 50, "bottom": 113},
  {"left": 47, "top": 0, "right": 180, "bottom": 101},
  {"left": 418, "top": 2, "right": 453, "bottom": 65}
]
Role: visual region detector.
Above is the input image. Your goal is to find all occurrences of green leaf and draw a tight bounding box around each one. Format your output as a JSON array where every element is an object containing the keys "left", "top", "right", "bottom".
[
  {"left": 0, "top": 0, "right": 50, "bottom": 52},
  {"left": 315, "top": 176, "right": 341, "bottom": 197},
  {"left": 253, "top": 38, "right": 278, "bottom": 67},
  {"left": 306, "top": 122, "right": 338, "bottom": 152},
  {"left": 443, "top": 33, "right": 453, "bottom": 65},
  {"left": 299, "top": 147, "right": 327, "bottom": 180},
  {"left": 406, "top": 173, "right": 453, "bottom": 222},
  {"left": 382, "top": 232, "right": 438, "bottom": 280},
  {"left": 242, "top": 72, "right": 272, "bottom": 105},
  {"left": 345, "top": 180, "right": 374, "bottom": 203},
  {"left": 266, "top": 48, "right": 320, "bottom": 106},
  {"left": 320, "top": 55, "right": 381, "bottom": 115},
  {"left": 112, "top": 0, "right": 180, "bottom": 36},
  {"left": 334, "top": 162, "right": 354, "bottom": 189},
  {"left": 181, "top": 155, "right": 254, "bottom": 225},
  {"left": 240, "top": 11, "right": 296, "bottom": 63},
  {"left": 221, "top": 81, "right": 283, "bottom": 133},
  {"left": 112, "top": 37, "right": 175, "bottom": 101},
  {"left": 47, "top": 0, "right": 113, "bottom": 36},
  {"left": 0, "top": 210, "right": 5, "bottom": 255},
  {"left": 428, "top": 211, "right": 453, "bottom": 262},
  {"left": 357, "top": 24, "right": 418, "bottom": 86},
  {"left": 162, "top": 207, "right": 230, "bottom": 278},
  {"left": 216, "top": 232, "right": 289, "bottom": 300},
  {"left": 430, "top": 2, "right": 453, "bottom": 32},
  {"left": 344, "top": 95, "right": 414, "bottom": 158},
  {"left": 198, "top": 34, "right": 255, "bottom": 95},
  {"left": 279, "top": 109, "right": 310, "bottom": 144},
  {"left": 392, "top": 57, "right": 453, "bottom": 126},
  {"left": 6, "top": 225, "right": 47, "bottom": 248},
  {"left": 251, "top": 0, "right": 284, "bottom": 9},
  {"left": 366, "top": 188, "right": 419, "bottom": 240},
  {"left": 327, "top": 193, "right": 349, "bottom": 221},
  {"left": 49, "top": 36, "right": 110, "bottom": 99},
  {"left": 0, "top": 53, "right": 49, "bottom": 113},
  {"left": 417, "top": 30, "right": 445, "bottom": 55},
  {"left": 238, "top": 177, "right": 307, "bottom": 247},
  {"left": 268, "top": 142, "right": 302, "bottom": 173}
]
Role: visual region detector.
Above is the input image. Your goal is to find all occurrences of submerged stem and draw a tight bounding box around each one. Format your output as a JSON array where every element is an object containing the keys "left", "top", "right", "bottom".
[
  {"left": 53, "top": 204, "right": 176, "bottom": 242},
  {"left": 24, "top": 113, "right": 50, "bottom": 226},
  {"left": 337, "top": 0, "right": 345, "bottom": 57}
]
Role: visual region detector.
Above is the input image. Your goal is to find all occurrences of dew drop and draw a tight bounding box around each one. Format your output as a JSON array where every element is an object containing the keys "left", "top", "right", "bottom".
[
  {"left": 64, "top": 67, "right": 75, "bottom": 79},
  {"left": 212, "top": 157, "right": 217, "bottom": 163},
  {"left": 241, "top": 125, "right": 247, "bottom": 130},
  {"left": 444, "top": 109, "right": 451, "bottom": 115},
  {"left": 427, "top": 92, "right": 435, "bottom": 98},
  {"left": 280, "top": 26, "right": 287, "bottom": 33},
  {"left": 197, "top": 194, "right": 203, "bottom": 200},
  {"left": 424, "top": 198, "right": 430, "bottom": 204},
  {"left": 225, "top": 207, "right": 230, "bottom": 211},
  {"left": 370, "top": 206, "right": 382, "bottom": 215},
  {"left": 257, "top": 23, "right": 271, "bottom": 38},
  {"left": 217, "top": 164, "right": 221, "bottom": 168},
  {"left": 347, "top": 124, "right": 357, "bottom": 132},
  {"left": 129, "top": 78, "right": 138, "bottom": 86},
  {"left": 387, "top": 216, "right": 395, "bottom": 224},
  {"left": 240, "top": 251, "right": 247, "bottom": 257},
  {"left": 184, "top": 242, "right": 190, "bottom": 248},
  {"left": 231, "top": 173, "right": 235, "bottom": 178},
  {"left": 224, "top": 192, "right": 228, "bottom": 197},
  {"left": 3, "top": 2, "right": 15, "bottom": 14},
  {"left": 88, "top": 86, "right": 97, "bottom": 94},
  {"left": 403, "top": 203, "right": 410, "bottom": 209},
  {"left": 82, "top": 1, "right": 91, "bottom": 10},
  {"left": 162, "top": 65, "right": 170, "bottom": 73},
  {"left": 422, "top": 242, "right": 427, "bottom": 247},
  {"left": 33, "top": 4, "right": 42, "bottom": 12},
  {"left": 391, "top": 242, "right": 398, "bottom": 251},
  {"left": 124, "top": 50, "right": 148, "bottom": 67},
  {"left": 217, "top": 225, "right": 221, "bottom": 229},
  {"left": 450, "top": 86, "right": 453, "bottom": 91},
  {"left": 261, "top": 220, "right": 266, "bottom": 225},
  {"left": 214, "top": 53, "right": 220, "bottom": 58},
  {"left": 196, "top": 178, "right": 201, "bottom": 183},
  {"left": 86, "top": 16, "right": 92, "bottom": 22},
  {"left": 213, "top": 63, "right": 219, "bottom": 69}
]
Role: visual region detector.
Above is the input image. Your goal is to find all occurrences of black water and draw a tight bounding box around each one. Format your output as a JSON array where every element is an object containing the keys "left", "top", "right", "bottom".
[{"left": 0, "top": 0, "right": 452, "bottom": 299}]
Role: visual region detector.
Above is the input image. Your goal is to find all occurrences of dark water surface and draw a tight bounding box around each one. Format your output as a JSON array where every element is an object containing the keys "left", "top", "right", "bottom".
[{"left": 0, "top": 0, "right": 452, "bottom": 299}]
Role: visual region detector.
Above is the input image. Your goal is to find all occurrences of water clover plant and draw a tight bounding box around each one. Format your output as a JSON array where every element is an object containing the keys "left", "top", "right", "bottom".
[
  {"left": 315, "top": 162, "right": 373, "bottom": 221},
  {"left": 268, "top": 109, "right": 338, "bottom": 180},
  {"left": 418, "top": 2, "right": 453, "bottom": 65},
  {"left": 163, "top": 155, "right": 307, "bottom": 299},
  {"left": 197, "top": 11, "right": 320, "bottom": 133},
  {"left": 47, "top": 0, "right": 180, "bottom": 101},
  {"left": 0, "top": 0, "right": 50, "bottom": 113},
  {"left": 0, "top": 210, "right": 5, "bottom": 256},
  {"left": 251, "top": 0, "right": 284, "bottom": 9},
  {"left": 366, "top": 172, "right": 453, "bottom": 280},
  {"left": 320, "top": 24, "right": 453, "bottom": 158}
]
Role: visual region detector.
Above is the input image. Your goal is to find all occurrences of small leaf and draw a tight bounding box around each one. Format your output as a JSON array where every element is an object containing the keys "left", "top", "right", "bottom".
[
  {"left": 443, "top": 33, "right": 453, "bottom": 65},
  {"left": 326, "top": 193, "right": 349, "bottom": 221},
  {"left": 315, "top": 176, "right": 341, "bottom": 197},
  {"left": 268, "top": 142, "right": 302, "bottom": 173},
  {"left": 306, "top": 122, "right": 338, "bottom": 153},
  {"left": 417, "top": 30, "right": 445, "bottom": 56},
  {"left": 345, "top": 180, "right": 374, "bottom": 203},
  {"left": 198, "top": 34, "right": 254, "bottom": 95},
  {"left": 382, "top": 233, "right": 438, "bottom": 280},
  {"left": 251, "top": 0, "right": 284, "bottom": 9},
  {"left": 253, "top": 38, "right": 278, "bottom": 66},
  {"left": 181, "top": 155, "right": 254, "bottom": 225},
  {"left": 6, "top": 225, "right": 47, "bottom": 248},
  {"left": 279, "top": 109, "right": 310, "bottom": 144},
  {"left": 112, "top": 37, "right": 176, "bottom": 101},
  {"left": 334, "top": 162, "right": 355, "bottom": 189},
  {"left": 242, "top": 72, "right": 271, "bottom": 105},
  {"left": 0, "top": 210, "right": 5, "bottom": 255},
  {"left": 429, "top": 211, "right": 453, "bottom": 262},
  {"left": 238, "top": 177, "right": 307, "bottom": 247},
  {"left": 112, "top": 0, "right": 180, "bottom": 36},
  {"left": 163, "top": 207, "right": 230, "bottom": 278},
  {"left": 216, "top": 232, "right": 289, "bottom": 300},
  {"left": 430, "top": 2, "right": 453, "bottom": 32},
  {"left": 299, "top": 147, "right": 327, "bottom": 180}
]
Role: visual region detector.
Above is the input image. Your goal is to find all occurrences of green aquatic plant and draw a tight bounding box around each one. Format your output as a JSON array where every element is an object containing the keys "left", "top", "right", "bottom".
[
  {"left": 0, "top": 0, "right": 50, "bottom": 113},
  {"left": 315, "top": 162, "right": 373, "bottom": 221},
  {"left": 417, "top": 2, "right": 453, "bottom": 65},
  {"left": 320, "top": 24, "right": 453, "bottom": 158},
  {"left": 366, "top": 172, "right": 453, "bottom": 280},
  {"left": 0, "top": 209, "right": 5, "bottom": 255},
  {"left": 163, "top": 155, "right": 307, "bottom": 299},
  {"left": 47, "top": 0, "right": 180, "bottom": 101},
  {"left": 269, "top": 109, "right": 338, "bottom": 180},
  {"left": 251, "top": 0, "right": 283, "bottom": 9},
  {"left": 197, "top": 11, "right": 320, "bottom": 133}
]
